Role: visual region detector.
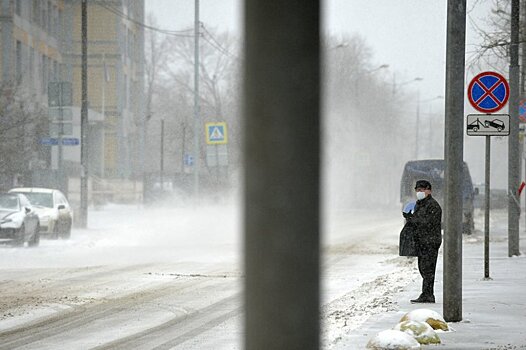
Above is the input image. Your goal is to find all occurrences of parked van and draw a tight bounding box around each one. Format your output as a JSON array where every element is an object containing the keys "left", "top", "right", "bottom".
[{"left": 400, "top": 159, "right": 475, "bottom": 234}]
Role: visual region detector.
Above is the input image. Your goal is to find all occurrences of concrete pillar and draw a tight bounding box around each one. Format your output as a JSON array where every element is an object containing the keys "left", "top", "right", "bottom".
[{"left": 244, "top": 1, "right": 320, "bottom": 349}]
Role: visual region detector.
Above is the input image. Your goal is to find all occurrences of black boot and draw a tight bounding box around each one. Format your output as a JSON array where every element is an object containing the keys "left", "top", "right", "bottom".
[{"left": 410, "top": 294, "right": 435, "bottom": 303}]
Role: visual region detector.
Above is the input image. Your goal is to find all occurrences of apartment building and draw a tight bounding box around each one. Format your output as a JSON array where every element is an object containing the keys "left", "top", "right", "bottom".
[
  {"left": 0, "top": 0, "right": 144, "bottom": 183},
  {"left": 0, "top": 0, "right": 66, "bottom": 190},
  {"left": 63, "top": 0, "right": 145, "bottom": 178}
]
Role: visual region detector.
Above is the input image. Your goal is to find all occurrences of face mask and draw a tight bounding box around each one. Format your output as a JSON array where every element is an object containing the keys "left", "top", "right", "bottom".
[{"left": 416, "top": 191, "right": 426, "bottom": 200}]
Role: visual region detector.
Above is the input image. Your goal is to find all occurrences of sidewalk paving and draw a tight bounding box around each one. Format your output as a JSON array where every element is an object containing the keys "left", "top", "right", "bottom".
[{"left": 344, "top": 230, "right": 526, "bottom": 349}]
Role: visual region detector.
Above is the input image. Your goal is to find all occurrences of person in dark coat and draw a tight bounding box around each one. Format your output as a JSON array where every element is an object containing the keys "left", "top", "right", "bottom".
[{"left": 402, "top": 179, "right": 442, "bottom": 303}]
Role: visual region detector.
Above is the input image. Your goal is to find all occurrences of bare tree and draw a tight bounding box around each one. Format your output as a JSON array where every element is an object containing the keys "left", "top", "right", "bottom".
[
  {"left": 0, "top": 82, "right": 48, "bottom": 188},
  {"left": 144, "top": 20, "right": 241, "bottom": 193},
  {"left": 324, "top": 34, "right": 415, "bottom": 208},
  {"left": 468, "top": 0, "right": 525, "bottom": 71}
]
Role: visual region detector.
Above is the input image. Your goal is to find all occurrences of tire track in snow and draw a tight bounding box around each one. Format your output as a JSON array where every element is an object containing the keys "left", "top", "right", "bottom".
[
  {"left": 0, "top": 276, "right": 223, "bottom": 349},
  {"left": 92, "top": 293, "right": 241, "bottom": 350}
]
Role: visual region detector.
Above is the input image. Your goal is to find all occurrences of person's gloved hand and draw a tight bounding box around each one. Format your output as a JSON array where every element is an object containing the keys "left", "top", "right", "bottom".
[{"left": 402, "top": 211, "right": 413, "bottom": 219}]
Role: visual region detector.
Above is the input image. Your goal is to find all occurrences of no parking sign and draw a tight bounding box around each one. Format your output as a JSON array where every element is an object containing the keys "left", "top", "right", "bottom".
[{"left": 467, "top": 71, "right": 509, "bottom": 113}]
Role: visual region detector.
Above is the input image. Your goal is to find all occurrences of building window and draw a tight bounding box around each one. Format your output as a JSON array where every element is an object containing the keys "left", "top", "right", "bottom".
[
  {"left": 29, "top": 47, "right": 34, "bottom": 84},
  {"left": 127, "top": 29, "right": 133, "bottom": 58},
  {"left": 15, "top": 0, "right": 22, "bottom": 16},
  {"left": 52, "top": 5, "right": 58, "bottom": 37},
  {"left": 41, "top": 0, "right": 46, "bottom": 30},
  {"left": 42, "top": 0, "right": 47, "bottom": 31},
  {"left": 16, "top": 41, "right": 22, "bottom": 83},
  {"left": 42, "top": 55, "right": 48, "bottom": 93},
  {"left": 53, "top": 60, "right": 58, "bottom": 82},
  {"left": 58, "top": 8, "right": 63, "bottom": 37},
  {"left": 32, "top": 0, "right": 39, "bottom": 25}
]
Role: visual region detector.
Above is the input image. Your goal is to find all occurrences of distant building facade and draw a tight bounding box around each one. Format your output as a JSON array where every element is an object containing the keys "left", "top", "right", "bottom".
[
  {"left": 0, "top": 0, "right": 145, "bottom": 184},
  {"left": 0, "top": 0, "right": 65, "bottom": 189},
  {"left": 63, "top": 0, "right": 145, "bottom": 178}
]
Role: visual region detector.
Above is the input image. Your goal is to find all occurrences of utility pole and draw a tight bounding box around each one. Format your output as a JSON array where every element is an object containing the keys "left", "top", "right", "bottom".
[
  {"left": 160, "top": 118, "right": 164, "bottom": 190},
  {"left": 79, "top": 0, "right": 88, "bottom": 228},
  {"left": 522, "top": 0, "right": 526, "bottom": 236},
  {"left": 415, "top": 89, "right": 420, "bottom": 159},
  {"left": 193, "top": 0, "right": 200, "bottom": 200},
  {"left": 509, "top": 0, "right": 521, "bottom": 257},
  {"left": 101, "top": 53, "right": 107, "bottom": 178},
  {"left": 244, "top": 1, "right": 320, "bottom": 349},
  {"left": 443, "top": 0, "right": 466, "bottom": 323}
]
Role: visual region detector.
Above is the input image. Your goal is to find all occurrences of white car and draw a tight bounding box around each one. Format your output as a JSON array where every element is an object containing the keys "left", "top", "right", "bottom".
[
  {"left": 9, "top": 188, "right": 73, "bottom": 239},
  {"left": 0, "top": 193, "right": 40, "bottom": 247}
]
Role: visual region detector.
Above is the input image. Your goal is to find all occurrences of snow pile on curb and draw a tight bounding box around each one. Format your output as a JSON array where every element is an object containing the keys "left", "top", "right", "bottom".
[
  {"left": 394, "top": 320, "right": 440, "bottom": 345},
  {"left": 366, "top": 329, "right": 421, "bottom": 349},
  {"left": 322, "top": 256, "right": 419, "bottom": 348},
  {"left": 400, "top": 308, "right": 449, "bottom": 331},
  {"left": 367, "top": 308, "right": 448, "bottom": 348}
]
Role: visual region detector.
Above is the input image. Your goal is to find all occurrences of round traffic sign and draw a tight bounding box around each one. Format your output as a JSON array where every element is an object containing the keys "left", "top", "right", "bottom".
[{"left": 467, "top": 71, "right": 509, "bottom": 113}]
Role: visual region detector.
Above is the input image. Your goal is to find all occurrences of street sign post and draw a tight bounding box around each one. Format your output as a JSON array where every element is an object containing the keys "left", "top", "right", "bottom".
[
  {"left": 205, "top": 122, "right": 229, "bottom": 181},
  {"left": 468, "top": 71, "right": 510, "bottom": 114},
  {"left": 467, "top": 71, "right": 510, "bottom": 280},
  {"left": 48, "top": 82, "right": 73, "bottom": 174}
]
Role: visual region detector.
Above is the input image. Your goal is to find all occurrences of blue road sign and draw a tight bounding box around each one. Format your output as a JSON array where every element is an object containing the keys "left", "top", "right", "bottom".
[
  {"left": 40, "top": 137, "right": 59, "bottom": 145},
  {"left": 205, "top": 122, "right": 228, "bottom": 145},
  {"left": 62, "top": 138, "right": 79, "bottom": 146},
  {"left": 184, "top": 154, "right": 194, "bottom": 166},
  {"left": 520, "top": 99, "right": 526, "bottom": 123},
  {"left": 467, "top": 71, "right": 509, "bottom": 113}
]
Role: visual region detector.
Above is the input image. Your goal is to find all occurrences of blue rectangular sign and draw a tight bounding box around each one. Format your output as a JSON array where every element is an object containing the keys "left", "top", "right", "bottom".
[
  {"left": 40, "top": 137, "right": 59, "bottom": 145},
  {"left": 62, "top": 138, "right": 80, "bottom": 146}
]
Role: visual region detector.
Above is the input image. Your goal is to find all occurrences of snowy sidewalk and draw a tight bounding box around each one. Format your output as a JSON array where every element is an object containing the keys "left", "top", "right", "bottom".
[{"left": 341, "top": 230, "right": 526, "bottom": 349}]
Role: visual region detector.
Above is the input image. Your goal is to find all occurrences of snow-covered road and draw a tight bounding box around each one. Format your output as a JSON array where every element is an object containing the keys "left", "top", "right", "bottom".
[{"left": 0, "top": 203, "right": 416, "bottom": 349}]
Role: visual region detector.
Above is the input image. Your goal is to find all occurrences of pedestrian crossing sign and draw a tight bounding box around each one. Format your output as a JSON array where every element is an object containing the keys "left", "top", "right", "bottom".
[{"left": 205, "top": 122, "right": 228, "bottom": 145}]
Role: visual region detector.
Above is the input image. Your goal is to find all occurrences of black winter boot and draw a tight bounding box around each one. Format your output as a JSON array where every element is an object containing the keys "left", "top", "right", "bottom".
[{"left": 410, "top": 294, "right": 435, "bottom": 303}]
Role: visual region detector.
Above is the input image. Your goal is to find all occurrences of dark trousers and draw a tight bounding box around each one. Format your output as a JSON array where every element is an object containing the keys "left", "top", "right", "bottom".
[{"left": 417, "top": 249, "right": 439, "bottom": 297}]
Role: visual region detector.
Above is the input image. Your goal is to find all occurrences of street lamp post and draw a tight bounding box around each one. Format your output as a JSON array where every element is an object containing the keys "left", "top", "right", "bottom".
[
  {"left": 392, "top": 76, "right": 423, "bottom": 96},
  {"left": 392, "top": 76, "right": 423, "bottom": 159},
  {"left": 366, "top": 64, "right": 389, "bottom": 74},
  {"left": 355, "top": 64, "right": 389, "bottom": 105},
  {"left": 416, "top": 95, "right": 444, "bottom": 159}
]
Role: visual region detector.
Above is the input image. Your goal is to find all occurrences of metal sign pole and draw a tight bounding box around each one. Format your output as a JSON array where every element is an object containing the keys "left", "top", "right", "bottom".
[
  {"left": 58, "top": 87, "right": 63, "bottom": 175},
  {"left": 80, "top": 0, "right": 88, "bottom": 228},
  {"left": 193, "top": 0, "right": 200, "bottom": 201},
  {"left": 484, "top": 135, "right": 491, "bottom": 279},
  {"left": 508, "top": 0, "right": 521, "bottom": 257}
]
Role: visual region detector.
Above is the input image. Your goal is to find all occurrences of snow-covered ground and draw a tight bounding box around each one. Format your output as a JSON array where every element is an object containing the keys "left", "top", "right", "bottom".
[
  {"left": 2, "top": 202, "right": 497, "bottom": 349},
  {"left": 338, "top": 208, "right": 526, "bottom": 349}
]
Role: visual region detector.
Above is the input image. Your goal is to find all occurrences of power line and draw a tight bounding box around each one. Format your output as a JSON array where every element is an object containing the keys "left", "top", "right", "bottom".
[
  {"left": 201, "top": 24, "right": 239, "bottom": 59},
  {"left": 96, "top": 2, "right": 195, "bottom": 37},
  {"left": 97, "top": 2, "right": 240, "bottom": 58}
]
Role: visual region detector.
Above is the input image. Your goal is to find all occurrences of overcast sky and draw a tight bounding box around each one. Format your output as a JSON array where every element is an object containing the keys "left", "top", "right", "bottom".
[{"left": 146, "top": 0, "right": 494, "bottom": 109}]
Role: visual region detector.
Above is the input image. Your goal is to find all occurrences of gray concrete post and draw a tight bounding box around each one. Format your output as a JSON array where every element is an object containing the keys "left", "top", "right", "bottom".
[
  {"left": 193, "top": 0, "right": 200, "bottom": 200},
  {"left": 443, "top": 0, "right": 466, "bottom": 322},
  {"left": 244, "top": 1, "right": 320, "bottom": 349},
  {"left": 508, "top": 0, "right": 521, "bottom": 257},
  {"left": 80, "top": 0, "right": 88, "bottom": 228}
]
